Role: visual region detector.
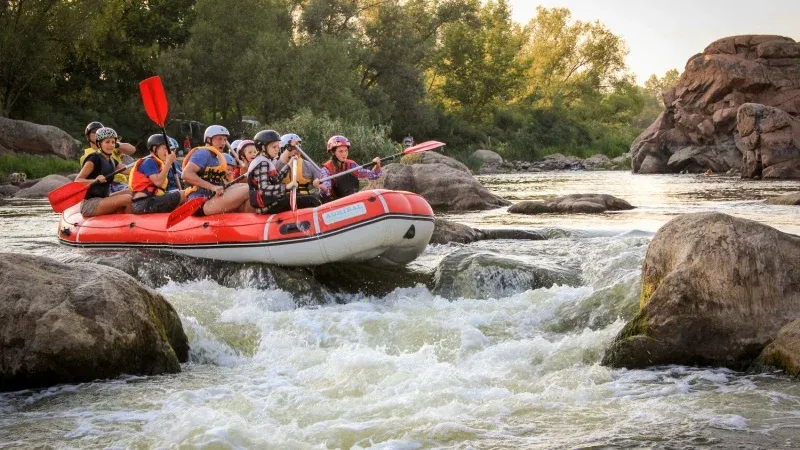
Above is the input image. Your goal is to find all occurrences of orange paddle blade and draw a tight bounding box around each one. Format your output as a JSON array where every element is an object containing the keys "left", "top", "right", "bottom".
[
  {"left": 47, "top": 182, "right": 91, "bottom": 213},
  {"left": 139, "top": 76, "right": 168, "bottom": 128},
  {"left": 402, "top": 140, "right": 445, "bottom": 155},
  {"left": 166, "top": 197, "right": 206, "bottom": 229}
]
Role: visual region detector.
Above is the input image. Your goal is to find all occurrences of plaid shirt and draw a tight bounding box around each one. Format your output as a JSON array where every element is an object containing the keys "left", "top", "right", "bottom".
[{"left": 249, "top": 156, "right": 291, "bottom": 212}]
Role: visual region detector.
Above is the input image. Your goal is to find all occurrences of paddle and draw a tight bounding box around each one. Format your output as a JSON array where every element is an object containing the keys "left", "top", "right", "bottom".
[
  {"left": 139, "top": 76, "right": 173, "bottom": 156},
  {"left": 165, "top": 172, "right": 249, "bottom": 229},
  {"left": 48, "top": 162, "right": 135, "bottom": 213},
  {"left": 297, "top": 146, "right": 322, "bottom": 172},
  {"left": 289, "top": 157, "right": 299, "bottom": 223},
  {"left": 318, "top": 140, "right": 445, "bottom": 183}
]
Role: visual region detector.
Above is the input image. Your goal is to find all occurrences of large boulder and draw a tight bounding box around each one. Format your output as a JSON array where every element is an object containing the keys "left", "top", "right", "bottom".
[
  {"left": 737, "top": 103, "right": 800, "bottom": 179},
  {"left": 756, "top": 319, "right": 800, "bottom": 376},
  {"left": 0, "top": 116, "right": 82, "bottom": 159},
  {"left": 1, "top": 253, "right": 189, "bottom": 392},
  {"left": 367, "top": 153, "right": 509, "bottom": 211},
  {"left": 472, "top": 149, "right": 503, "bottom": 174},
  {"left": 508, "top": 194, "right": 634, "bottom": 214},
  {"left": 14, "top": 174, "right": 70, "bottom": 198},
  {"left": 764, "top": 192, "right": 800, "bottom": 205},
  {"left": 631, "top": 35, "right": 800, "bottom": 175},
  {"left": 602, "top": 213, "right": 800, "bottom": 370}
]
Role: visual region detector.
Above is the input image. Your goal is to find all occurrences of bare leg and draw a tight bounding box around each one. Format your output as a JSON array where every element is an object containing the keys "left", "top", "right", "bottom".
[
  {"left": 202, "top": 184, "right": 250, "bottom": 215},
  {"left": 94, "top": 192, "right": 132, "bottom": 216}
]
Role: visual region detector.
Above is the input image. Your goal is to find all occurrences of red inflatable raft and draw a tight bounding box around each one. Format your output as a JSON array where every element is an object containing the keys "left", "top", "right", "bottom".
[{"left": 57, "top": 190, "right": 435, "bottom": 266}]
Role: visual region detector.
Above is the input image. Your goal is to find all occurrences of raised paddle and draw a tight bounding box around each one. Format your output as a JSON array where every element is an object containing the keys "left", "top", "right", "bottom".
[
  {"left": 318, "top": 140, "right": 445, "bottom": 183},
  {"left": 289, "top": 157, "right": 299, "bottom": 223},
  {"left": 165, "top": 172, "right": 249, "bottom": 229},
  {"left": 139, "top": 76, "right": 173, "bottom": 156},
  {"left": 47, "top": 161, "right": 135, "bottom": 213}
]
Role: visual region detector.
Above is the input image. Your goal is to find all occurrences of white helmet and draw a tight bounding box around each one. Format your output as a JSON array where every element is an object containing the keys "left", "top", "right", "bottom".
[
  {"left": 94, "top": 127, "right": 118, "bottom": 146},
  {"left": 203, "top": 125, "right": 230, "bottom": 143},
  {"left": 230, "top": 139, "right": 242, "bottom": 152},
  {"left": 280, "top": 133, "right": 301, "bottom": 149}
]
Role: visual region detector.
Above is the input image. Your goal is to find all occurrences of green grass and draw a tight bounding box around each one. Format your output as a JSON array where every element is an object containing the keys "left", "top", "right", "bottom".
[{"left": 0, "top": 154, "right": 79, "bottom": 183}]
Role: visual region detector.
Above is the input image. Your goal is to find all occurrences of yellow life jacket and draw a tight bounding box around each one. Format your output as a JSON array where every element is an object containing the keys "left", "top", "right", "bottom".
[
  {"left": 81, "top": 147, "right": 127, "bottom": 184},
  {"left": 282, "top": 156, "right": 313, "bottom": 194},
  {"left": 181, "top": 145, "right": 228, "bottom": 194}
]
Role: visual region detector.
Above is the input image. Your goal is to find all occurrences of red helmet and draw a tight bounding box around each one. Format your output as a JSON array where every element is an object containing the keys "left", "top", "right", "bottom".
[{"left": 326, "top": 135, "right": 350, "bottom": 154}]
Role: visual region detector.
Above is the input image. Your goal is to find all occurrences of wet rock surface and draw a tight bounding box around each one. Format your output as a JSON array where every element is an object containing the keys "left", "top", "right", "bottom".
[{"left": 508, "top": 194, "right": 635, "bottom": 215}]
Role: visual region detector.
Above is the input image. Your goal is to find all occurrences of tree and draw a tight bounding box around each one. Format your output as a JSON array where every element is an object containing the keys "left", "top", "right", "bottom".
[
  {"left": 644, "top": 68, "right": 680, "bottom": 102},
  {"left": 432, "top": 0, "right": 526, "bottom": 121},
  {"left": 519, "top": 7, "right": 627, "bottom": 106}
]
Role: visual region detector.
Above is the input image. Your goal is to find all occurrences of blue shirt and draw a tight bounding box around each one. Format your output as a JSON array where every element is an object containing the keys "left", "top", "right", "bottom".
[
  {"left": 139, "top": 158, "right": 182, "bottom": 192},
  {"left": 187, "top": 149, "right": 222, "bottom": 199}
]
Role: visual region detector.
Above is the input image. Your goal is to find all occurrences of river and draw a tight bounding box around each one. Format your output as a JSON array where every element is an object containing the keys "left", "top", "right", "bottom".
[{"left": 1, "top": 171, "right": 799, "bottom": 449}]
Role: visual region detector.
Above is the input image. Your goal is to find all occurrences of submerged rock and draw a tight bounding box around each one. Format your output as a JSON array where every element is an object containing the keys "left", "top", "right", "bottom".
[
  {"left": 764, "top": 192, "right": 800, "bottom": 205},
  {"left": 433, "top": 248, "right": 578, "bottom": 299},
  {"left": 602, "top": 213, "right": 800, "bottom": 370},
  {"left": 508, "top": 194, "right": 634, "bottom": 215},
  {"left": 756, "top": 319, "right": 800, "bottom": 376},
  {"left": 431, "top": 218, "right": 547, "bottom": 245},
  {"left": 0, "top": 253, "right": 188, "bottom": 392}
]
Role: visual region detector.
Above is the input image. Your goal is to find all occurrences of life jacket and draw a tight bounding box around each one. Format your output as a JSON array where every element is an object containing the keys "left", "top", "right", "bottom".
[
  {"left": 323, "top": 159, "right": 360, "bottom": 199},
  {"left": 83, "top": 151, "right": 117, "bottom": 199},
  {"left": 129, "top": 155, "right": 169, "bottom": 197},
  {"left": 247, "top": 155, "right": 283, "bottom": 209},
  {"left": 82, "top": 147, "right": 126, "bottom": 184},
  {"left": 182, "top": 145, "right": 228, "bottom": 194},
  {"left": 283, "top": 156, "right": 313, "bottom": 194}
]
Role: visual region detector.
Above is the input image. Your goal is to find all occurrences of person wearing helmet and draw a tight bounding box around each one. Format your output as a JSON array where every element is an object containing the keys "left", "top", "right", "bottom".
[
  {"left": 246, "top": 129, "right": 300, "bottom": 214},
  {"left": 74, "top": 127, "right": 132, "bottom": 217},
  {"left": 403, "top": 135, "right": 414, "bottom": 148},
  {"left": 277, "top": 133, "right": 325, "bottom": 200},
  {"left": 236, "top": 139, "right": 258, "bottom": 182},
  {"left": 80, "top": 121, "right": 136, "bottom": 192},
  {"left": 181, "top": 124, "right": 251, "bottom": 215},
  {"left": 128, "top": 134, "right": 185, "bottom": 214},
  {"left": 319, "top": 135, "right": 383, "bottom": 200}
]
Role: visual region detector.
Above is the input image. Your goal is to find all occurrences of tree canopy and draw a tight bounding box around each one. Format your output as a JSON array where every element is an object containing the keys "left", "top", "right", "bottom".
[{"left": 2, "top": 0, "right": 673, "bottom": 162}]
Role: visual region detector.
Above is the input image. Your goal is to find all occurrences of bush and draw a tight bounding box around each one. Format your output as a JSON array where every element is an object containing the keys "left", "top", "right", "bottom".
[
  {"left": 0, "top": 154, "right": 80, "bottom": 183},
  {"left": 248, "top": 109, "right": 399, "bottom": 166}
]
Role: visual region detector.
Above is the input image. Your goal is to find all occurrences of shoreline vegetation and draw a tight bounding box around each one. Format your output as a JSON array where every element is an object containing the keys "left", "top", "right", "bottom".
[
  {"left": 0, "top": 1, "right": 677, "bottom": 178},
  {"left": 0, "top": 154, "right": 79, "bottom": 184}
]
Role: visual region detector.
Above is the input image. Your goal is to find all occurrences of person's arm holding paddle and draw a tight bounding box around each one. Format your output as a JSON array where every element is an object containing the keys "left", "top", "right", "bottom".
[{"left": 182, "top": 162, "right": 224, "bottom": 197}]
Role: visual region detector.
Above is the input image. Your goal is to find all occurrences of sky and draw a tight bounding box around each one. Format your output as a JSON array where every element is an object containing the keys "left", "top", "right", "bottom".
[{"left": 508, "top": 0, "right": 800, "bottom": 84}]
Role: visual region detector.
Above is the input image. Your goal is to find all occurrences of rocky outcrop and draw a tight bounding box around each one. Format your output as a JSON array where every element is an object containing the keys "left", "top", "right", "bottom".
[
  {"left": 508, "top": 194, "right": 634, "bottom": 215},
  {"left": 430, "top": 218, "right": 547, "bottom": 245},
  {"left": 737, "top": 103, "right": 800, "bottom": 179},
  {"left": 756, "top": 319, "right": 800, "bottom": 376},
  {"left": 765, "top": 192, "right": 800, "bottom": 205},
  {"left": 602, "top": 213, "right": 800, "bottom": 370},
  {"left": 631, "top": 35, "right": 800, "bottom": 175},
  {"left": 14, "top": 174, "right": 70, "bottom": 198},
  {"left": 583, "top": 154, "right": 613, "bottom": 169},
  {"left": 367, "top": 153, "right": 509, "bottom": 211},
  {"left": 0, "top": 116, "right": 81, "bottom": 159},
  {"left": 1, "top": 253, "right": 189, "bottom": 392}
]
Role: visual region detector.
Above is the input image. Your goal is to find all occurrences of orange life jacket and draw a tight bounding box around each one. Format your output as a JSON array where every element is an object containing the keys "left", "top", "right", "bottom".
[{"left": 129, "top": 155, "right": 169, "bottom": 196}]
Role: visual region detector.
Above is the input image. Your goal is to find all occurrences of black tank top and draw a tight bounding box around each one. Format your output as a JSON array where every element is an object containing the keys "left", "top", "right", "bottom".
[{"left": 83, "top": 152, "right": 117, "bottom": 199}]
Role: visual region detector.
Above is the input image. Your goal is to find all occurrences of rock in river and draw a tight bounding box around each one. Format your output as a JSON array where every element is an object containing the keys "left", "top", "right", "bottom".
[
  {"left": 602, "top": 213, "right": 800, "bottom": 370},
  {"left": 509, "top": 194, "right": 634, "bottom": 214},
  {"left": 0, "top": 253, "right": 189, "bottom": 392}
]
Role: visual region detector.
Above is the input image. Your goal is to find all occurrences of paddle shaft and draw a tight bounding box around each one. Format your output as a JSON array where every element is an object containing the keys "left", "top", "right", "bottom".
[
  {"left": 297, "top": 147, "right": 321, "bottom": 172},
  {"left": 318, "top": 152, "right": 399, "bottom": 183},
  {"left": 82, "top": 160, "right": 135, "bottom": 186}
]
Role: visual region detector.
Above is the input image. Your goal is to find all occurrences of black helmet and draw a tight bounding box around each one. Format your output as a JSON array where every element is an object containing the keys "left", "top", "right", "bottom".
[
  {"left": 147, "top": 134, "right": 169, "bottom": 152},
  {"left": 253, "top": 130, "right": 281, "bottom": 151},
  {"left": 85, "top": 122, "right": 104, "bottom": 141}
]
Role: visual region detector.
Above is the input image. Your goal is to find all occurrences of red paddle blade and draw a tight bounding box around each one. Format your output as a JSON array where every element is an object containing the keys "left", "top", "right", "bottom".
[
  {"left": 166, "top": 197, "right": 205, "bottom": 229},
  {"left": 48, "top": 182, "right": 91, "bottom": 213},
  {"left": 139, "top": 76, "right": 168, "bottom": 128},
  {"left": 402, "top": 140, "right": 446, "bottom": 155}
]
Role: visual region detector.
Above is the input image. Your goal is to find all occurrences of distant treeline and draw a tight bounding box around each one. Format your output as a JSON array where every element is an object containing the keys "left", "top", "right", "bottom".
[{"left": 0, "top": 0, "right": 678, "bottom": 163}]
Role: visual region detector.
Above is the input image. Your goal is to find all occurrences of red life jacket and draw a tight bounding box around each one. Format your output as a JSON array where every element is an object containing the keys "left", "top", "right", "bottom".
[{"left": 323, "top": 159, "right": 360, "bottom": 199}]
